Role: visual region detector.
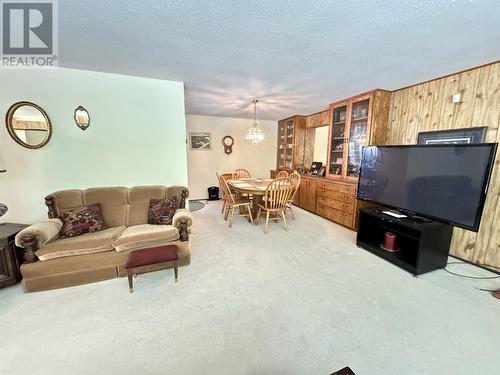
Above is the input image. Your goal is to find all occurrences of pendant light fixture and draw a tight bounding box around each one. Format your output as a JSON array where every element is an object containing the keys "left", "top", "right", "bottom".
[{"left": 245, "top": 99, "right": 264, "bottom": 144}]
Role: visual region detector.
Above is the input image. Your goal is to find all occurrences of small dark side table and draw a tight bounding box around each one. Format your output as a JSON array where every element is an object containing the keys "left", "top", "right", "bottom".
[{"left": 0, "top": 223, "right": 29, "bottom": 289}]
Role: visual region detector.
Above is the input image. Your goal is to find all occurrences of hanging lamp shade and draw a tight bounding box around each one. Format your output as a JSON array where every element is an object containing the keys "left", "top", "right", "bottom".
[{"left": 245, "top": 99, "right": 264, "bottom": 144}]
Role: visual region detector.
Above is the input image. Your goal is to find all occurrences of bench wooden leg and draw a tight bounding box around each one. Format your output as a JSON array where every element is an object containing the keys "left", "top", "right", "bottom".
[
  {"left": 174, "top": 262, "right": 178, "bottom": 282},
  {"left": 127, "top": 272, "right": 134, "bottom": 293}
]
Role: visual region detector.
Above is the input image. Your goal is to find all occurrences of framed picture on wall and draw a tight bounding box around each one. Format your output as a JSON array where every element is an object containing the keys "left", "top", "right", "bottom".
[
  {"left": 189, "top": 132, "right": 211, "bottom": 150},
  {"left": 417, "top": 127, "right": 487, "bottom": 145}
]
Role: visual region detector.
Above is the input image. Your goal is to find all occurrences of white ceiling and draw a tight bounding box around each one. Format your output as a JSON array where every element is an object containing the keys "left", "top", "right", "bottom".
[{"left": 59, "top": 0, "right": 500, "bottom": 120}]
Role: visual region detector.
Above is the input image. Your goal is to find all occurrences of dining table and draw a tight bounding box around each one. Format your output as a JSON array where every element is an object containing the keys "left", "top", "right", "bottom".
[{"left": 226, "top": 177, "right": 273, "bottom": 219}]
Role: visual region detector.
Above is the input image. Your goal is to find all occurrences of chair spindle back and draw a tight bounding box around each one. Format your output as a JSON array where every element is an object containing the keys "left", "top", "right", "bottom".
[
  {"left": 232, "top": 169, "right": 251, "bottom": 179},
  {"left": 264, "top": 178, "right": 294, "bottom": 210},
  {"left": 276, "top": 170, "right": 289, "bottom": 178},
  {"left": 289, "top": 172, "right": 301, "bottom": 201}
]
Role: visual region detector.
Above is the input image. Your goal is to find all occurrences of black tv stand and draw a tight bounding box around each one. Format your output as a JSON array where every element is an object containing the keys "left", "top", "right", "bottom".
[
  {"left": 375, "top": 208, "right": 433, "bottom": 224},
  {"left": 357, "top": 208, "right": 453, "bottom": 275},
  {"left": 405, "top": 216, "right": 433, "bottom": 224}
]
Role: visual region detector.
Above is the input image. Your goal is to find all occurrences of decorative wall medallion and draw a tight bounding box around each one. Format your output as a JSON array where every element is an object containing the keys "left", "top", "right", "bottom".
[
  {"left": 74, "top": 106, "right": 90, "bottom": 130},
  {"left": 222, "top": 135, "right": 234, "bottom": 154}
]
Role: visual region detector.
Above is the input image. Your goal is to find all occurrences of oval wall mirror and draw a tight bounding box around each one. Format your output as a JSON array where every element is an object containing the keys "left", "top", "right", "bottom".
[
  {"left": 5, "top": 101, "right": 52, "bottom": 149},
  {"left": 74, "top": 106, "right": 90, "bottom": 130}
]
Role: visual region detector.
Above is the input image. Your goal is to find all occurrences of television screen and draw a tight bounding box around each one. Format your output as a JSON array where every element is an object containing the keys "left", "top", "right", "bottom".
[{"left": 357, "top": 144, "right": 497, "bottom": 231}]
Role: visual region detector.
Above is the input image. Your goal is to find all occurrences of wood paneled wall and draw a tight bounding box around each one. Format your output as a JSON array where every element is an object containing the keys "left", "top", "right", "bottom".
[{"left": 386, "top": 61, "right": 500, "bottom": 269}]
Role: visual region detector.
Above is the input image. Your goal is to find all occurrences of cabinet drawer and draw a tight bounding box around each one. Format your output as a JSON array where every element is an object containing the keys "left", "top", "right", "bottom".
[
  {"left": 317, "top": 188, "right": 355, "bottom": 203},
  {"left": 317, "top": 203, "right": 343, "bottom": 223},
  {"left": 317, "top": 203, "right": 336, "bottom": 221},
  {"left": 319, "top": 182, "right": 356, "bottom": 195},
  {"left": 317, "top": 204, "right": 354, "bottom": 227},
  {"left": 340, "top": 212, "right": 354, "bottom": 228},
  {"left": 317, "top": 196, "right": 355, "bottom": 214}
]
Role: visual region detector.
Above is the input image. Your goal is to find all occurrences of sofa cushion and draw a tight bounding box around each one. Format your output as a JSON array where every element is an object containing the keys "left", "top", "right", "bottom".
[
  {"left": 49, "top": 186, "right": 188, "bottom": 227},
  {"left": 85, "top": 187, "right": 129, "bottom": 227},
  {"left": 148, "top": 197, "right": 177, "bottom": 225},
  {"left": 60, "top": 204, "right": 107, "bottom": 239},
  {"left": 113, "top": 224, "right": 179, "bottom": 252},
  {"left": 128, "top": 186, "right": 168, "bottom": 226},
  {"left": 37, "top": 226, "right": 126, "bottom": 261}
]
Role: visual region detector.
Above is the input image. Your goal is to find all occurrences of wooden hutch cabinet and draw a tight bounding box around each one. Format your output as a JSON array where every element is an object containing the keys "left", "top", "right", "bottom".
[
  {"left": 327, "top": 90, "right": 391, "bottom": 180},
  {"left": 316, "top": 179, "right": 360, "bottom": 229},
  {"left": 272, "top": 89, "right": 390, "bottom": 231},
  {"left": 306, "top": 109, "right": 330, "bottom": 128},
  {"left": 293, "top": 176, "right": 365, "bottom": 230},
  {"left": 298, "top": 178, "right": 317, "bottom": 212},
  {"left": 316, "top": 90, "right": 391, "bottom": 229},
  {"left": 276, "top": 115, "right": 306, "bottom": 171}
]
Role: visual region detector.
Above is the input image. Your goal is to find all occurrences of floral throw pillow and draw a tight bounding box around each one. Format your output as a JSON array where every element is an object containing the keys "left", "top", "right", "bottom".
[
  {"left": 148, "top": 197, "right": 178, "bottom": 225},
  {"left": 60, "top": 204, "right": 107, "bottom": 239}
]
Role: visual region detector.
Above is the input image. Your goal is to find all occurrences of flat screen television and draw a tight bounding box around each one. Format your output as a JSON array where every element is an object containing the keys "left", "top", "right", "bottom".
[{"left": 357, "top": 144, "right": 497, "bottom": 232}]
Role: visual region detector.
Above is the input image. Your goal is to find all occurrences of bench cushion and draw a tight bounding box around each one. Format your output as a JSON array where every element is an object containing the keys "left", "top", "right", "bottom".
[
  {"left": 125, "top": 245, "right": 178, "bottom": 269},
  {"left": 113, "top": 224, "right": 179, "bottom": 252},
  {"left": 36, "top": 226, "right": 126, "bottom": 261}
]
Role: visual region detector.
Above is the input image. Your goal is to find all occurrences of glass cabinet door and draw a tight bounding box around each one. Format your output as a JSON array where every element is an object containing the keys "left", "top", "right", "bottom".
[
  {"left": 329, "top": 105, "right": 347, "bottom": 177},
  {"left": 285, "top": 119, "right": 294, "bottom": 169},
  {"left": 346, "top": 99, "right": 369, "bottom": 178},
  {"left": 277, "top": 121, "right": 286, "bottom": 169}
]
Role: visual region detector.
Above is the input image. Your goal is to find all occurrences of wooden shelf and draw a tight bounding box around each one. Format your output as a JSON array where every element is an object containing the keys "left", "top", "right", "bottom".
[{"left": 351, "top": 116, "right": 369, "bottom": 121}]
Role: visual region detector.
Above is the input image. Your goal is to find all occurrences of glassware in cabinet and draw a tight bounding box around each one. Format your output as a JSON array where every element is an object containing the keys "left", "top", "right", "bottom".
[
  {"left": 346, "top": 99, "right": 369, "bottom": 178},
  {"left": 329, "top": 105, "right": 347, "bottom": 177}
]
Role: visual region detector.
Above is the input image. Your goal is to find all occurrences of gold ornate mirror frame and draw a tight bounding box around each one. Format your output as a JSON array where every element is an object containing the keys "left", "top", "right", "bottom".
[{"left": 5, "top": 101, "right": 53, "bottom": 149}]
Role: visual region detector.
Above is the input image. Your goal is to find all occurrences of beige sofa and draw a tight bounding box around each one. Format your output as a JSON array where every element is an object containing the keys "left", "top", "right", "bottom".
[{"left": 15, "top": 185, "right": 192, "bottom": 292}]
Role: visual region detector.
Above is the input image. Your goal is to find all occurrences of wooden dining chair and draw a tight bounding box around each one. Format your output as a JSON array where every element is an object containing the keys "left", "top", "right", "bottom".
[
  {"left": 256, "top": 178, "right": 294, "bottom": 233},
  {"left": 216, "top": 172, "right": 228, "bottom": 216},
  {"left": 286, "top": 172, "right": 301, "bottom": 219},
  {"left": 220, "top": 177, "right": 254, "bottom": 227},
  {"left": 231, "top": 169, "right": 252, "bottom": 199},
  {"left": 232, "top": 169, "right": 251, "bottom": 179},
  {"left": 276, "top": 170, "right": 289, "bottom": 178}
]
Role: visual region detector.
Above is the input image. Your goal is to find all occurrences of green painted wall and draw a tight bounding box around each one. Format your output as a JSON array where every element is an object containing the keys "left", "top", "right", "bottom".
[{"left": 0, "top": 68, "right": 187, "bottom": 222}]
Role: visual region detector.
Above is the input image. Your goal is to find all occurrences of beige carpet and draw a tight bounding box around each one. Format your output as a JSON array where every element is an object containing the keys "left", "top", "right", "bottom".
[{"left": 1, "top": 202, "right": 499, "bottom": 375}]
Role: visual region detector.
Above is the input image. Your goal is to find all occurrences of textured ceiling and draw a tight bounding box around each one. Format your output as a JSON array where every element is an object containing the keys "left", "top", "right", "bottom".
[{"left": 59, "top": 0, "right": 500, "bottom": 120}]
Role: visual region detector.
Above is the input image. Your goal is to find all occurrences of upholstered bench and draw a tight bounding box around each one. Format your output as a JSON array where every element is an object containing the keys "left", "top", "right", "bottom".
[{"left": 125, "top": 245, "right": 179, "bottom": 293}]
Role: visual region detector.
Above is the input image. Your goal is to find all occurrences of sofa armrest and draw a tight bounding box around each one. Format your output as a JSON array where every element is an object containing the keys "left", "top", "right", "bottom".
[
  {"left": 173, "top": 209, "right": 193, "bottom": 227},
  {"left": 15, "top": 218, "right": 63, "bottom": 263},
  {"left": 173, "top": 209, "right": 193, "bottom": 242}
]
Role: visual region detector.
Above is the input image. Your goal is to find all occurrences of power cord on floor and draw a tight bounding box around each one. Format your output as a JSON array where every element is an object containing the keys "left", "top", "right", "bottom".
[
  {"left": 443, "top": 268, "right": 500, "bottom": 279},
  {"left": 444, "top": 261, "right": 500, "bottom": 279},
  {"left": 447, "top": 261, "right": 500, "bottom": 270},
  {"left": 475, "top": 287, "right": 499, "bottom": 292}
]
